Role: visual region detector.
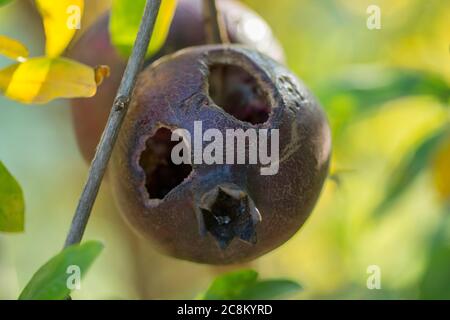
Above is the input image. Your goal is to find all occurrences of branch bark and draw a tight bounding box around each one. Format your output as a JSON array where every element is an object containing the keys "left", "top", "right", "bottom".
[
  {"left": 203, "top": 0, "right": 229, "bottom": 44},
  {"left": 64, "top": 0, "right": 162, "bottom": 248}
]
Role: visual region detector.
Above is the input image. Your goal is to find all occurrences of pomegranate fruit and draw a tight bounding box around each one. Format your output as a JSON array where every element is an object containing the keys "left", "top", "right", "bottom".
[
  {"left": 110, "top": 45, "right": 331, "bottom": 264},
  {"left": 68, "top": 0, "right": 284, "bottom": 163}
]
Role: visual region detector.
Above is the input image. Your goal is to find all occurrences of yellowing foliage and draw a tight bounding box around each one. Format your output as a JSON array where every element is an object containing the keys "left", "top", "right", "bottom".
[
  {"left": 0, "top": 57, "right": 97, "bottom": 104},
  {"left": 36, "top": 0, "right": 85, "bottom": 57}
]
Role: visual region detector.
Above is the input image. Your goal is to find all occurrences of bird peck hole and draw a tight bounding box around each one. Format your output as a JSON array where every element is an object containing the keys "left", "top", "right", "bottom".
[
  {"left": 139, "top": 127, "right": 192, "bottom": 200},
  {"left": 208, "top": 64, "right": 271, "bottom": 125}
]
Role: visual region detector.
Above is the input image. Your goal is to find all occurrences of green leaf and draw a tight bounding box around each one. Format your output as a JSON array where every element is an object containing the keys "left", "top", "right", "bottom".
[
  {"left": 419, "top": 213, "right": 450, "bottom": 299},
  {"left": 0, "top": 161, "right": 24, "bottom": 232},
  {"left": 0, "top": 0, "right": 14, "bottom": 7},
  {"left": 319, "top": 67, "right": 450, "bottom": 110},
  {"left": 201, "top": 269, "right": 302, "bottom": 300},
  {"left": 238, "top": 279, "right": 302, "bottom": 300},
  {"left": 202, "top": 270, "right": 258, "bottom": 300},
  {"left": 375, "top": 126, "right": 448, "bottom": 218},
  {"left": 19, "top": 241, "right": 104, "bottom": 300},
  {"left": 109, "top": 0, "right": 177, "bottom": 58},
  {"left": 319, "top": 67, "right": 450, "bottom": 137}
]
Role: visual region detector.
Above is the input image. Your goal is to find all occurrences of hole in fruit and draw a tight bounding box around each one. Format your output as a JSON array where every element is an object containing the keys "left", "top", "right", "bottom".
[
  {"left": 201, "top": 187, "right": 259, "bottom": 249},
  {"left": 208, "top": 64, "right": 271, "bottom": 124},
  {"left": 139, "top": 127, "right": 192, "bottom": 200}
]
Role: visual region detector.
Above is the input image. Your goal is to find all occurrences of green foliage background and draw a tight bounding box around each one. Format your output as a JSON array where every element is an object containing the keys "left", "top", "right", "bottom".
[{"left": 0, "top": 0, "right": 449, "bottom": 299}]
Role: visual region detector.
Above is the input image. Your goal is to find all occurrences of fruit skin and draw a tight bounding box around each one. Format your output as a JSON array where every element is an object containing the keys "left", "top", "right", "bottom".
[
  {"left": 68, "top": 0, "right": 284, "bottom": 163},
  {"left": 110, "top": 45, "right": 331, "bottom": 265}
]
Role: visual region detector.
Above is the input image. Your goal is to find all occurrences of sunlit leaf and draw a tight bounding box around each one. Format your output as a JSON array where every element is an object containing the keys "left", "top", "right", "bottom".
[
  {"left": 0, "top": 161, "right": 24, "bottom": 233},
  {"left": 110, "top": 0, "right": 177, "bottom": 58},
  {"left": 201, "top": 269, "right": 258, "bottom": 300},
  {"left": 375, "top": 125, "right": 448, "bottom": 217},
  {"left": 0, "top": 35, "right": 28, "bottom": 62},
  {"left": 36, "top": 0, "right": 84, "bottom": 57},
  {"left": 0, "top": 57, "right": 98, "bottom": 104},
  {"left": 0, "top": 0, "right": 14, "bottom": 7},
  {"left": 19, "top": 241, "right": 104, "bottom": 300},
  {"left": 200, "top": 269, "right": 302, "bottom": 300}
]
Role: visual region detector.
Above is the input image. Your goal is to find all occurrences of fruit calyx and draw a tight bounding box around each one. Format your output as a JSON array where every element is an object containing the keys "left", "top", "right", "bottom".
[{"left": 199, "top": 183, "right": 261, "bottom": 249}]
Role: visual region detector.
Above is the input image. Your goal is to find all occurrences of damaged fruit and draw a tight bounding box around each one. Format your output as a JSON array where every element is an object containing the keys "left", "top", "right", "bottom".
[{"left": 110, "top": 45, "right": 331, "bottom": 264}]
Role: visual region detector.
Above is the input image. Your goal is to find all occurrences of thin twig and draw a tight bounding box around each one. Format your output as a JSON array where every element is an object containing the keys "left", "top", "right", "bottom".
[
  {"left": 203, "top": 0, "right": 229, "bottom": 44},
  {"left": 64, "top": 0, "right": 162, "bottom": 248}
]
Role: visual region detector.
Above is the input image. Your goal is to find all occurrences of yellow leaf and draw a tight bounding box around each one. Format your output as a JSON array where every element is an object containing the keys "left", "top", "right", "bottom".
[
  {"left": 0, "top": 57, "right": 97, "bottom": 104},
  {"left": 36, "top": 0, "right": 85, "bottom": 57},
  {"left": 149, "top": 0, "right": 178, "bottom": 56},
  {"left": 0, "top": 35, "right": 29, "bottom": 62},
  {"left": 432, "top": 136, "right": 450, "bottom": 203}
]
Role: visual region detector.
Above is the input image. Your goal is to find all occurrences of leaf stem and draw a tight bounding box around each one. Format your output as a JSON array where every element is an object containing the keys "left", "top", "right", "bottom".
[
  {"left": 64, "top": 0, "right": 162, "bottom": 248},
  {"left": 203, "top": 0, "right": 229, "bottom": 44}
]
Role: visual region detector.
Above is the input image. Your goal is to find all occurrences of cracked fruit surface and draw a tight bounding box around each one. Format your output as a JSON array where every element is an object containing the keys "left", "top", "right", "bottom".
[{"left": 110, "top": 45, "right": 331, "bottom": 265}]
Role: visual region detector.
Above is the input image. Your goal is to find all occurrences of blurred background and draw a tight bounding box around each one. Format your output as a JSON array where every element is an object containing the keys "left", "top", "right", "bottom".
[{"left": 0, "top": 0, "right": 449, "bottom": 299}]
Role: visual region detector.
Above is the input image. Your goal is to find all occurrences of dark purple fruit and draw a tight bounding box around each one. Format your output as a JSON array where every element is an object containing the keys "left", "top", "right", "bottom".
[
  {"left": 110, "top": 45, "right": 331, "bottom": 264},
  {"left": 68, "top": 0, "right": 284, "bottom": 163}
]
